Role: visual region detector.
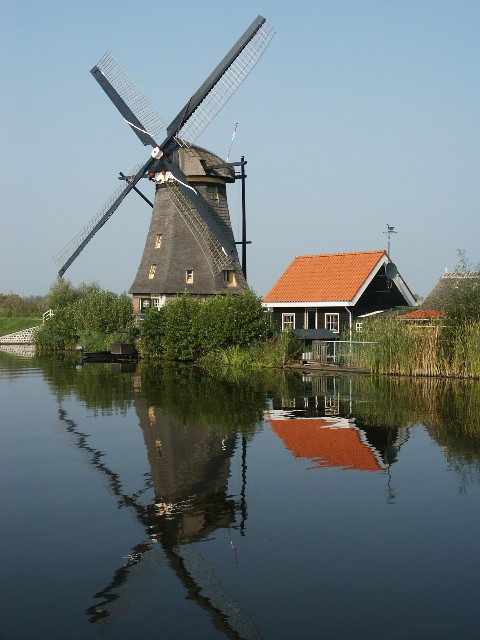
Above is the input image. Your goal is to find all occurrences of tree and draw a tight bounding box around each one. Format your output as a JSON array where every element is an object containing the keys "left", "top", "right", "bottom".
[{"left": 46, "top": 278, "right": 80, "bottom": 310}]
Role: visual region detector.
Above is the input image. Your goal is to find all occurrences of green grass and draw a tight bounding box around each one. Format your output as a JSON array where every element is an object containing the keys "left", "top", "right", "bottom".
[{"left": 0, "top": 315, "right": 42, "bottom": 336}]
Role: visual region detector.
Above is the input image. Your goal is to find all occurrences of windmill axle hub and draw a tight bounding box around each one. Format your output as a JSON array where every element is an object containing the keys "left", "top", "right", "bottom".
[{"left": 151, "top": 147, "right": 164, "bottom": 159}]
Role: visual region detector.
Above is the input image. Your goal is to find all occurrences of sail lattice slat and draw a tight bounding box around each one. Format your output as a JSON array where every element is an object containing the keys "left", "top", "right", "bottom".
[
  {"left": 95, "top": 52, "right": 166, "bottom": 142},
  {"left": 53, "top": 161, "right": 146, "bottom": 268},
  {"left": 178, "top": 22, "right": 275, "bottom": 143}
]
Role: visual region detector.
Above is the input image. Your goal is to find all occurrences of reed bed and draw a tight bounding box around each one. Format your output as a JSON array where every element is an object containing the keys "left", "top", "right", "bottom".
[{"left": 350, "top": 317, "right": 480, "bottom": 379}]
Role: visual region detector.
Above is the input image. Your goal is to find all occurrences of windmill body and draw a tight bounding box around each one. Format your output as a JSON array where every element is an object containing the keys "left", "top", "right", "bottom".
[
  {"left": 53, "top": 16, "right": 274, "bottom": 305},
  {"left": 129, "top": 144, "right": 246, "bottom": 314}
]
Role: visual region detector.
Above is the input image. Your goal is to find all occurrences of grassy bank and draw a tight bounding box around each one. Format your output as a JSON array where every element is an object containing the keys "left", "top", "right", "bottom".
[{"left": 0, "top": 314, "right": 42, "bottom": 336}]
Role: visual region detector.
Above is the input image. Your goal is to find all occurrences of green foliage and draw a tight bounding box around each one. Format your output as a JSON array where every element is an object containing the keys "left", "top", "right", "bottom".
[
  {"left": 441, "top": 251, "right": 480, "bottom": 326},
  {"left": 139, "top": 290, "right": 271, "bottom": 362},
  {"left": 75, "top": 290, "right": 135, "bottom": 335},
  {"left": 34, "top": 306, "right": 79, "bottom": 349},
  {"left": 35, "top": 286, "right": 135, "bottom": 351},
  {"left": 46, "top": 278, "right": 81, "bottom": 310}
]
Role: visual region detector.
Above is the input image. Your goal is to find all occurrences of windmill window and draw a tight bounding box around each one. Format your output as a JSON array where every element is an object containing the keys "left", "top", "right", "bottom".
[
  {"left": 152, "top": 296, "right": 165, "bottom": 310},
  {"left": 148, "top": 264, "right": 156, "bottom": 279},
  {"left": 214, "top": 186, "right": 220, "bottom": 202},
  {"left": 155, "top": 234, "right": 162, "bottom": 249},
  {"left": 325, "top": 313, "right": 339, "bottom": 333},
  {"left": 186, "top": 270, "right": 194, "bottom": 284},
  {"left": 223, "top": 270, "right": 236, "bottom": 286},
  {"left": 282, "top": 313, "right": 295, "bottom": 331}
]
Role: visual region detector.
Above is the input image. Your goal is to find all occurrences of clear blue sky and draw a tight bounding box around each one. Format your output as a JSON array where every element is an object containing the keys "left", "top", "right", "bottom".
[{"left": 1, "top": 0, "right": 478, "bottom": 299}]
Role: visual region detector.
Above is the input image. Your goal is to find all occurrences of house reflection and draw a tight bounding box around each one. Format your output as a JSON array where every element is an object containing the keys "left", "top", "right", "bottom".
[{"left": 266, "top": 374, "right": 409, "bottom": 472}]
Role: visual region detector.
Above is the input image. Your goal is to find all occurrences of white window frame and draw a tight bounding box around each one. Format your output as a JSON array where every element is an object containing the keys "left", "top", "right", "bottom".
[
  {"left": 155, "top": 234, "right": 162, "bottom": 249},
  {"left": 151, "top": 296, "right": 166, "bottom": 310},
  {"left": 355, "top": 321, "right": 363, "bottom": 332},
  {"left": 148, "top": 264, "right": 156, "bottom": 279},
  {"left": 282, "top": 313, "right": 295, "bottom": 331},
  {"left": 186, "top": 270, "right": 194, "bottom": 284},
  {"left": 325, "top": 313, "right": 339, "bottom": 333}
]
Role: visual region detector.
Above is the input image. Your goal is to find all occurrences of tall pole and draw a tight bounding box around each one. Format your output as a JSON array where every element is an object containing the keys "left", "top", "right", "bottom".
[{"left": 241, "top": 155, "right": 247, "bottom": 281}]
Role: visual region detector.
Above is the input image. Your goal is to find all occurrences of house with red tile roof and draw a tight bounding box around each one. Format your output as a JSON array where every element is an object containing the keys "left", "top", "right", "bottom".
[{"left": 263, "top": 250, "right": 416, "bottom": 337}]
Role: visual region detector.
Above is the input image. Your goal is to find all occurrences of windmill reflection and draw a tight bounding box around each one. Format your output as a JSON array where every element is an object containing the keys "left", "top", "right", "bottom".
[{"left": 57, "top": 393, "right": 256, "bottom": 640}]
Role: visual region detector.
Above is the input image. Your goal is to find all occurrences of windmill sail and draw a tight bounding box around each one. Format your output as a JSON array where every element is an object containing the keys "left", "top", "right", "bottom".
[
  {"left": 53, "top": 159, "right": 152, "bottom": 276},
  {"left": 91, "top": 52, "right": 166, "bottom": 146},
  {"left": 169, "top": 16, "right": 274, "bottom": 145}
]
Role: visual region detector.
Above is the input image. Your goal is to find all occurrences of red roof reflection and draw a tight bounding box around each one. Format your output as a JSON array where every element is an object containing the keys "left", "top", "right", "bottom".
[{"left": 266, "top": 416, "right": 385, "bottom": 472}]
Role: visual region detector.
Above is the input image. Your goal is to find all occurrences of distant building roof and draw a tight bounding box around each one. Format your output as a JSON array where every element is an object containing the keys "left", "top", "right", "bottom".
[
  {"left": 422, "top": 271, "right": 480, "bottom": 310},
  {"left": 399, "top": 308, "right": 442, "bottom": 320},
  {"left": 263, "top": 250, "right": 415, "bottom": 307}
]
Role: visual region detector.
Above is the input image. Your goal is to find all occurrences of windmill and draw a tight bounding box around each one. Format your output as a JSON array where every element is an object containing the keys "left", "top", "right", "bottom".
[{"left": 53, "top": 16, "right": 274, "bottom": 314}]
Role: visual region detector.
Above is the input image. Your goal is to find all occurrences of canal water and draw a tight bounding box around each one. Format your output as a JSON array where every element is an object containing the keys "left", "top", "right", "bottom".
[{"left": 1, "top": 350, "right": 479, "bottom": 640}]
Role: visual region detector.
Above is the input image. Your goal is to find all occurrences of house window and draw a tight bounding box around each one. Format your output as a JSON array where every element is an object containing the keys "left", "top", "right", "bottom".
[
  {"left": 282, "top": 313, "right": 295, "bottom": 331},
  {"left": 355, "top": 321, "right": 363, "bottom": 332},
  {"left": 186, "top": 270, "right": 194, "bottom": 284},
  {"left": 155, "top": 234, "right": 162, "bottom": 249},
  {"left": 325, "top": 313, "right": 339, "bottom": 333},
  {"left": 223, "top": 270, "right": 236, "bottom": 286},
  {"left": 148, "top": 264, "right": 156, "bottom": 279}
]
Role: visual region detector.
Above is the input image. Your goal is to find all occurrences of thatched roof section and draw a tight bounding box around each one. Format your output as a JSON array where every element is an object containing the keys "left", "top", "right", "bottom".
[{"left": 422, "top": 272, "right": 480, "bottom": 310}]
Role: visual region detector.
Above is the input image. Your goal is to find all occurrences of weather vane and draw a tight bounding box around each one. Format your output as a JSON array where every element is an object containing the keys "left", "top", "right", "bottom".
[{"left": 383, "top": 224, "right": 397, "bottom": 258}]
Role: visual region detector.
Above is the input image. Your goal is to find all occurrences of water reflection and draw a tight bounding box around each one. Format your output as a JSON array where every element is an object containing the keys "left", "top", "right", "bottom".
[
  {"left": 266, "top": 375, "right": 409, "bottom": 473},
  {"left": 2, "top": 351, "right": 480, "bottom": 639},
  {"left": 54, "top": 364, "right": 264, "bottom": 639}
]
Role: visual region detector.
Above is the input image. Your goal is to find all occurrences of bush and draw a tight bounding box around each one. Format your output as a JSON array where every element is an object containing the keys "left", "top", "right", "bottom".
[
  {"left": 139, "top": 290, "right": 271, "bottom": 362},
  {"left": 35, "top": 285, "right": 135, "bottom": 351}
]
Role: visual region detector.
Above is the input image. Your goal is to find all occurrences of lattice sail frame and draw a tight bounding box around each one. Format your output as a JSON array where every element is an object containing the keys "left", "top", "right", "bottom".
[
  {"left": 53, "top": 160, "right": 147, "bottom": 268},
  {"left": 94, "top": 52, "right": 166, "bottom": 143},
  {"left": 177, "top": 22, "right": 275, "bottom": 144}
]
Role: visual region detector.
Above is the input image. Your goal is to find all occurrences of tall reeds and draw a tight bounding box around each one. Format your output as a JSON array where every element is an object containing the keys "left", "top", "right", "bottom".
[{"left": 353, "top": 316, "right": 480, "bottom": 378}]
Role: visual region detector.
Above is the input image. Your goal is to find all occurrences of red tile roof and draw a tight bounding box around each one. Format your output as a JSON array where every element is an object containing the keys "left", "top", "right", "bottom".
[
  {"left": 268, "top": 418, "right": 384, "bottom": 472},
  {"left": 399, "top": 308, "right": 442, "bottom": 320},
  {"left": 263, "top": 250, "right": 387, "bottom": 303}
]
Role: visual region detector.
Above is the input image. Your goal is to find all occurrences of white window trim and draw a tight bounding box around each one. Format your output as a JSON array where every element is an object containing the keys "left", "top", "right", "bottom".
[
  {"left": 325, "top": 313, "right": 339, "bottom": 333},
  {"left": 282, "top": 313, "right": 295, "bottom": 331}
]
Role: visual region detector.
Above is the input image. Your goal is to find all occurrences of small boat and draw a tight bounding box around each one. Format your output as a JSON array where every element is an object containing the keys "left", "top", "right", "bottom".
[{"left": 76, "top": 343, "right": 138, "bottom": 362}]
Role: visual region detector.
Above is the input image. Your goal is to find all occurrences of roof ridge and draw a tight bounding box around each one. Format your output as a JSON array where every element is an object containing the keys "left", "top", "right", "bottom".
[{"left": 294, "top": 249, "right": 386, "bottom": 259}]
